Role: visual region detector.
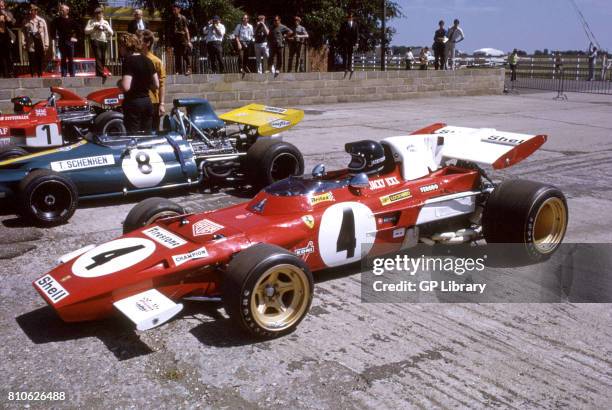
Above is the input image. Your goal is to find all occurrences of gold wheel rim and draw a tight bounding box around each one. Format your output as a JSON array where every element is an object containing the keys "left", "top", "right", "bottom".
[
  {"left": 250, "top": 264, "right": 310, "bottom": 332},
  {"left": 533, "top": 197, "right": 567, "bottom": 254}
]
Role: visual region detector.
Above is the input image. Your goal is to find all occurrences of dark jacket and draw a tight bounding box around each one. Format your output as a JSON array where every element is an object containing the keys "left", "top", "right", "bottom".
[
  {"left": 338, "top": 20, "right": 359, "bottom": 47},
  {"left": 52, "top": 15, "right": 79, "bottom": 43},
  {"left": 127, "top": 18, "right": 148, "bottom": 34}
]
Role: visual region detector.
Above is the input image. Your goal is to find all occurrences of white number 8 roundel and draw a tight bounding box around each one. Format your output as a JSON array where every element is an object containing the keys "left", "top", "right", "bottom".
[
  {"left": 122, "top": 149, "right": 166, "bottom": 188},
  {"left": 318, "top": 202, "right": 377, "bottom": 267},
  {"left": 72, "top": 238, "right": 156, "bottom": 278}
]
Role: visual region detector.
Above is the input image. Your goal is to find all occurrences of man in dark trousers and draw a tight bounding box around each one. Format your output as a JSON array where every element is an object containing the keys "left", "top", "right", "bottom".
[
  {"left": 167, "top": 4, "right": 191, "bottom": 75},
  {"left": 127, "top": 8, "right": 148, "bottom": 34},
  {"left": 338, "top": 12, "right": 359, "bottom": 73},
  {"left": 52, "top": 4, "right": 78, "bottom": 77},
  {"left": 432, "top": 20, "right": 447, "bottom": 70},
  {"left": 268, "top": 15, "right": 292, "bottom": 76}
]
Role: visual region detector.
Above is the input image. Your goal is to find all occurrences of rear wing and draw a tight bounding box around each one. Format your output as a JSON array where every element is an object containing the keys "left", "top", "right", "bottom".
[
  {"left": 431, "top": 125, "right": 547, "bottom": 169},
  {"left": 219, "top": 104, "right": 304, "bottom": 137}
]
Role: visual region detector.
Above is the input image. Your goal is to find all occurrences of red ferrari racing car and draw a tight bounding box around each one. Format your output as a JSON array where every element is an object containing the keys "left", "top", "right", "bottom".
[
  {"left": 33, "top": 123, "right": 568, "bottom": 338},
  {"left": 0, "top": 87, "right": 124, "bottom": 160}
]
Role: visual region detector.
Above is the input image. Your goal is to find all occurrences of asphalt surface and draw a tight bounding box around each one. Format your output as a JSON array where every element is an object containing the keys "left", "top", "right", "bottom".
[{"left": 1, "top": 91, "right": 611, "bottom": 409}]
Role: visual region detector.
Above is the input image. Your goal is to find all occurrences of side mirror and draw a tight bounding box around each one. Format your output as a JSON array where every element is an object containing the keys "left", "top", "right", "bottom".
[
  {"left": 311, "top": 163, "right": 326, "bottom": 178},
  {"left": 349, "top": 172, "right": 369, "bottom": 189}
]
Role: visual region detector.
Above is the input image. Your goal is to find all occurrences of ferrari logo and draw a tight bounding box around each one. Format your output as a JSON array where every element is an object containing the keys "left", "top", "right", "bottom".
[{"left": 301, "top": 215, "right": 315, "bottom": 229}]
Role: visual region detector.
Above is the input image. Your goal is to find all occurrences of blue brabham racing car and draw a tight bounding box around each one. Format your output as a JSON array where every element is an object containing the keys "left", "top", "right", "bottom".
[{"left": 0, "top": 99, "right": 304, "bottom": 225}]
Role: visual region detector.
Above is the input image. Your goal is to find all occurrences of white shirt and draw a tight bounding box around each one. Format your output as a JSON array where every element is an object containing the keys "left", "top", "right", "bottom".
[
  {"left": 204, "top": 23, "right": 225, "bottom": 42},
  {"left": 447, "top": 26, "right": 464, "bottom": 44},
  {"left": 233, "top": 23, "right": 254, "bottom": 42},
  {"left": 136, "top": 19, "right": 145, "bottom": 31},
  {"left": 85, "top": 18, "right": 113, "bottom": 42},
  {"left": 406, "top": 51, "right": 414, "bottom": 61}
]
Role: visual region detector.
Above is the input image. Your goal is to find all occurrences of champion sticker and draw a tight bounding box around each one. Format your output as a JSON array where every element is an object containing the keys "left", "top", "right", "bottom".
[
  {"left": 301, "top": 215, "right": 315, "bottom": 229},
  {"left": 192, "top": 219, "right": 224, "bottom": 236},
  {"left": 309, "top": 192, "right": 334, "bottom": 206},
  {"left": 172, "top": 247, "right": 209, "bottom": 266},
  {"left": 263, "top": 106, "right": 287, "bottom": 114},
  {"left": 380, "top": 189, "right": 412, "bottom": 206},
  {"left": 50, "top": 154, "right": 115, "bottom": 172},
  {"left": 419, "top": 183, "right": 439, "bottom": 193},
  {"left": 270, "top": 119, "right": 291, "bottom": 129},
  {"left": 294, "top": 241, "right": 315, "bottom": 256},
  {"left": 35, "top": 274, "right": 69, "bottom": 304},
  {"left": 142, "top": 226, "right": 187, "bottom": 249}
]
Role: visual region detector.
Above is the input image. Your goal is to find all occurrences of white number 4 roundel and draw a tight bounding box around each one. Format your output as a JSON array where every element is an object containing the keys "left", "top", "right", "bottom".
[
  {"left": 72, "top": 238, "right": 156, "bottom": 278},
  {"left": 317, "top": 202, "right": 376, "bottom": 267}
]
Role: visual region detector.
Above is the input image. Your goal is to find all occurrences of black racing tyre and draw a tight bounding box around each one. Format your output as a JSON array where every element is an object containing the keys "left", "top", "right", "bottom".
[
  {"left": 92, "top": 111, "right": 126, "bottom": 135},
  {"left": 482, "top": 179, "right": 568, "bottom": 262},
  {"left": 245, "top": 139, "right": 304, "bottom": 188},
  {"left": 0, "top": 145, "right": 28, "bottom": 161},
  {"left": 18, "top": 169, "right": 78, "bottom": 226},
  {"left": 123, "top": 197, "right": 186, "bottom": 234},
  {"left": 222, "top": 243, "right": 314, "bottom": 339}
]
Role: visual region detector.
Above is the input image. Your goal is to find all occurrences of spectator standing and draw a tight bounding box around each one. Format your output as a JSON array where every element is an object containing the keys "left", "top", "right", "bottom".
[
  {"left": 23, "top": 5, "right": 49, "bottom": 78},
  {"left": 128, "top": 9, "right": 148, "bottom": 34},
  {"left": 268, "top": 15, "right": 292, "bottom": 75},
  {"left": 52, "top": 4, "right": 79, "bottom": 77},
  {"left": 253, "top": 15, "right": 269, "bottom": 74},
  {"left": 232, "top": 14, "right": 253, "bottom": 73},
  {"left": 588, "top": 44, "right": 597, "bottom": 81},
  {"left": 0, "top": 1, "right": 15, "bottom": 77},
  {"left": 508, "top": 49, "right": 519, "bottom": 82},
  {"left": 419, "top": 47, "right": 429, "bottom": 70},
  {"left": 554, "top": 52, "right": 563, "bottom": 78},
  {"left": 203, "top": 16, "right": 225, "bottom": 73},
  {"left": 445, "top": 19, "right": 464, "bottom": 70},
  {"left": 140, "top": 30, "right": 165, "bottom": 131},
  {"left": 119, "top": 33, "right": 158, "bottom": 134},
  {"left": 405, "top": 47, "right": 414, "bottom": 70},
  {"left": 338, "top": 12, "right": 359, "bottom": 73},
  {"left": 168, "top": 4, "right": 191, "bottom": 75},
  {"left": 432, "top": 20, "right": 447, "bottom": 70},
  {"left": 288, "top": 16, "right": 308, "bottom": 72},
  {"left": 85, "top": 7, "right": 113, "bottom": 81}
]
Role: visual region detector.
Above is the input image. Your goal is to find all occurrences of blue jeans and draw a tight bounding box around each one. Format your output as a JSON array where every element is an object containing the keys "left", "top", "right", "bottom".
[{"left": 59, "top": 40, "right": 75, "bottom": 77}]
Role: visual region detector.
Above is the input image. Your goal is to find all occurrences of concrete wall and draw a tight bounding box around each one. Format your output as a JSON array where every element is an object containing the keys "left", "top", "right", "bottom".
[{"left": 0, "top": 69, "right": 504, "bottom": 112}]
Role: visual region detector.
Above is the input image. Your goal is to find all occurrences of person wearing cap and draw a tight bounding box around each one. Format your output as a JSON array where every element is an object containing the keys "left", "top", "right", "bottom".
[
  {"left": 23, "top": 4, "right": 49, "bottom": 78},
  {"left": 288, "top": 16, "right": 308, "bottom": 72},
  {"left": 232, "top": 14, "right": 253, "bottom": 73},
  {"left": 85, "top": 7, "right": 113, "bottom": 80},
  {"left": 203, "top": 15, "right": 225, "bottom": 73},
  {"left": 167, "top": 4, "right": 191, "bottom": 75}
]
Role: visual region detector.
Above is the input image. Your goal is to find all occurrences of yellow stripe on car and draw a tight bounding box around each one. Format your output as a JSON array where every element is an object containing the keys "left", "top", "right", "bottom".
[{"left": 0, "top": 140, "right": 88, "bottom": 166}]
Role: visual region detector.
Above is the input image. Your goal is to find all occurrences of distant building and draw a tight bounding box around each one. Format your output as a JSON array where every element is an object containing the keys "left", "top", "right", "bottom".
[{"left": 473, "top": 48, "right": 506, "bottom": 57}]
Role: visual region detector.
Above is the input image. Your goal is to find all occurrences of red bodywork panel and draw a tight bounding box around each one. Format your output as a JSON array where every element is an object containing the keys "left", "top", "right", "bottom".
[
  {"left": 17, "top": 58, "right": 111, "bottom": 78},
  {"left": 33, "top": 163, "right": 480, "bottom": 323}
]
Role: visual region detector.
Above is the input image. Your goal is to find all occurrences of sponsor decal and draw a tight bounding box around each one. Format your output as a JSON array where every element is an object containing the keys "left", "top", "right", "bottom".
[
  {"left": 172, "top": 247, "right": 209, "bottom": 266},
  {"left": 0, "top": 115, "right": 28, "bottom": 121},
  {"left": 269, "top": 119, "right": 291, "bottom": 129},
  {"left": 393, "top": 227, "right": 406, "bottom": 239},
  {"left": 35, "top": 108, "right": 47, "bottom": 117},
  {"left": 371, "top": 156, "right": 386, "bottom": 166},
  {"left": 294, "top": 241, "right": 315, "bottom": 256},
  {"left": 135, "top": 296, "right": 161, "bottom": 313},
  {"left": 192, "top": 219, "right": 224, "bottom": 236},
  {"left": 482, "top": 135, "right": 526, "bottom": 146},
  {"left": 35, "top": 275, "right": 69, "bottom": 303},
  {"left": 419, "top": 183, "right": 439, "bottom": 193},
  {"left": 50, "top": 154, "right": 115, "bottom": 172},
  {"left": 380, "top": 189, "right": 412, "bottom": 206},
  {"left": 263, "top": 106, "right": 287, "bottom": 114},
  {"left": 309, "top": 192, "right": 335, "bottom": 206},
  {"left": 142, "top": 226, "right": 187, "bottom": 249},
  {"left": 301, "top": 215, "right": 315, "bottom": 229},
  {"left": 0, "top": 127, "right": 9, "bottom": 136},
  {"left": 104, "top": 98, "right": 120, "bottom": 105}
]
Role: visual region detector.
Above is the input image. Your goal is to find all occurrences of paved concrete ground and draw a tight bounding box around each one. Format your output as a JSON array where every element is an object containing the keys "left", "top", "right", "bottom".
[{"left": 1, "top": 91, "right": 611, "bottom": 409}]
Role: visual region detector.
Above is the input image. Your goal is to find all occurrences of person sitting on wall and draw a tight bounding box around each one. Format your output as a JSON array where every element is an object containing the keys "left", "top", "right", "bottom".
[{"left": 419, "top": 47, "right": 429, "bottom": 70}]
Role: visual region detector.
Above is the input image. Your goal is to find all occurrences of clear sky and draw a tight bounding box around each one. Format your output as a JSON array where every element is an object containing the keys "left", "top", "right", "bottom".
[{"left": 390, "top": 0, "right": 611, "bottom": 53}]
